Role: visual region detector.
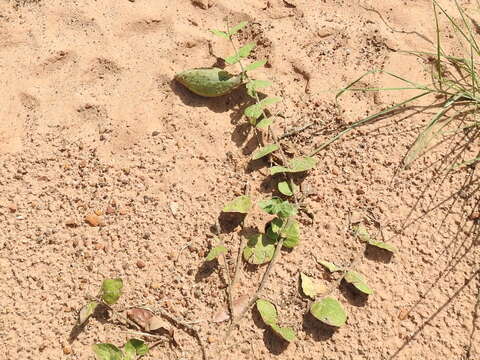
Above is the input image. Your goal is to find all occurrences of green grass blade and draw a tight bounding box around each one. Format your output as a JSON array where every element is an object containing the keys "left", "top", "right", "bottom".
[{"left": 311, "top": 91, "right": 432, "bottom": 156}]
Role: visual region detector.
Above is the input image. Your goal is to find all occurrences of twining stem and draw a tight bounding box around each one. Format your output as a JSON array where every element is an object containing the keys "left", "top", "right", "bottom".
[{"left": 227, "top": 29, "right": 299, "bottom": 206}]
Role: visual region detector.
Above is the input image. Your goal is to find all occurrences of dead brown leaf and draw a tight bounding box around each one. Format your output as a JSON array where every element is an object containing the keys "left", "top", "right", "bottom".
[{"left": 212, "top": 295, "right": 249, "bottom": 323}]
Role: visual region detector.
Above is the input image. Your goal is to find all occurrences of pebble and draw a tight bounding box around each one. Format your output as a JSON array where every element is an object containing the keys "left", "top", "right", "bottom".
[
  {"left": 63, "top": 346, "right": 72, "bottom": 355},
  {"left": 8, "top": 203, "right": 17, "bottom": 213},
  {"left": 150, "top": 282, "right": 161, "bottom": 289},
  {"left": 85, "top": 214, "right": 104, "bottom": 227},
  {"left": 65, "top": 219, "right": 78, "bottom": 228},
  {"left": 136, "top": 260, "right": 146, "bottom": 269},
  {"left": 151, "top": 130, "right": 160, "bottom": 137},
  {"left": 118, "top": 207, "right": 128, "bottom": 215},
  {"left": 105, "top": 206, "right": 115, "bottom": 215}
]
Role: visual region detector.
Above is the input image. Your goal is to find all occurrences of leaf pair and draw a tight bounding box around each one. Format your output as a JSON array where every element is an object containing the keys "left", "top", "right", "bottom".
[
  {"left": 93, "top": 339, "right": 148, "bottom": 360},
  {"left": 210, "top": 21, "right": 248, "bottom": 40},
  {"left": 258, "top": 197, "right": 297, "bottom": 218},
  {"left": 267, "top": 217, "right": 300, "bottom": 248},
  {"left": 256, "top": 299, "right": 296, "bottom": 342},
  {"left": 244, "top": 97, "right": 281, "bottom": 122}
]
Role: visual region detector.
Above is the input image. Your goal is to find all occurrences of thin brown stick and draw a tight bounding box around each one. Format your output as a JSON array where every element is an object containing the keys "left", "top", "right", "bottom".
[
  {"left": 224, "top": 237, "right": 285, "bottom": 340},
  {"left": 278, "top": 122, "right": 314, "bottom": 140},
  {"left": 154, "top": 307, "right": 208, "bottom": 360}
]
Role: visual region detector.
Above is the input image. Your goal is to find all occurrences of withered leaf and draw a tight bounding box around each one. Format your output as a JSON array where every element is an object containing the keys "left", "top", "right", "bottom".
[
  {"left": 212, "top": 295, "right": 249, "bottom": 323},
  {"left": 127, "top": 308, "right": 169, "bottom": 332}
]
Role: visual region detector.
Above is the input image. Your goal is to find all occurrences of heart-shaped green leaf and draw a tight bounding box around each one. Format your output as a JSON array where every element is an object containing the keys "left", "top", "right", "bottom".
[
  {"left": 222, "top": 195, "right": 252, "bottom": 213},
  {"left": 78, "top": 301, "right": 98, "bottom": 326},
  {"left": 344, "top": 271, "right": 374, "bottom": 295},
  {"left": 243, "top": 234, "right": 276, "bottom": 264},
  {"left": 101, "top": 279, "right": 123, "bottom": 305},
  {"left": 244, "top": 97, "right": 281, "bottom": 120},
  {"left": 300, "top": 273, "right": 327, "bottom": 299},
  {"left": 277, "top": 181, "right": 296, "bottom": 196},
  {"left": 92, "top": 343, "right": 123, "bottom": 360},
  {"left": 252, "top": 144, "right": 279, "bottom": 160},
  {"left": 205, "top": 244, "right": 227, "bottom": 261},
  {"left": 310, "top": 297, "right": 347, "bottom": 327},
  {"left": 124, "top": 339, "right": 149, "bottom": 360},
  {"left": 270, "top": 323, "right": 296, "bottom": 342},
  {"left": 245, "top": 59, "right": 267, "bottom": 72},
  {"left": 256, "top": 299, "right": 278, "bottom": 325},
  {"left": 317, "top": 260, "right": 343, "bottom": 273},
  {"left": 225, "top": 42, "right": 256, "bottom": 64}
]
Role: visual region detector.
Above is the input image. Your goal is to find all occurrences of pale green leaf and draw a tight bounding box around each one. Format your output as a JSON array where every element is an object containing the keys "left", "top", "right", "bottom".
[
  {"left": 228, "top": 21, "right": 248, "bottom": 36},
  {"left": 246, "top": 79, "right": 272, "bottom": 97},
  {"left": 277, "top": 181, "right": 296, "bottom": 196},
  {"left": 244, "top": 103, "right": 263, "bottom": 120},
  {"left": 310, "top": 297, "right": 347, "bottom": 327},
  {"left": 238, "top": 42, "right": 256, "bottom": 58},
  {"left": 368, "top": 239, "right": 397, "bottom": 253},
  {"left": 256, "top": 117, "right": 273, "bottom": 129},
  {"left": 317, "top": 260, "right": 343, "bottom": 273},
  {"left": 206, "top": 244, "right": 227, "bottom": 261},
  {"left": 252, "top": 144, "right": 279, "bottom": 160},
  {"left": 270, "top": 165, "right": 290, "bottom": 175},
  {"left": 101, "top": 279, "right": 123, "bottom": 305},
  {"left": 224, "top": 54, "right": 241, "bottom": 65},
  {"left": 270, "top": 156, "right": 317, "bottom": 175},
  {"left": 256, "top": 299, "right": 278, "bottom": 325},
  {"left": 245, "top": 59, "right": 267, "bottom": 72},
  {"left": 78, "top": 301, "right": 98, "bottom": 326},
  {"left": 210, "top": 29, "right": 229, "bottom": 39},
  {"left": 258, "top": 198, "right": 297, "bottom": 218},
  {"left": 289, "top": 156, "right": 317, "bottom": 172},
  {"left": 270, "top": 324, "right": 296, "bottom": 342},
  {"left": 92, "top": 344, "right": 123, "bottom": 360},
  {"left": 258, "top": 97, "right": 281, "bottom": 107},
  {"left": 344, "top": 271, "right": 374, "bottom": 295},
  {"left": 222, "top": 195, "right": 252, "bottom": 213},
  {"left": 243, "top": 234, "right": 275, "bottom": 265},
  {"left": 300, "top": 273, "right": 327, "bottom": 299},
  {"left": 267, "top": 218, "right": 300, "bottom": 247},
  {"left": 124, "top": 339, "right": 148, "bottom": 360}
]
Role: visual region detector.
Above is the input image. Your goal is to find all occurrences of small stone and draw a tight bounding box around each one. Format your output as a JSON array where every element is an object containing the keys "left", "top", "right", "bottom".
[
  {"left": 356, "top": 188, "right": 365, "bottom": 195},
  {"left": 398, "top": 308, "right": 409, "bottom": 320},
  {"left": 105, "top": 206, "right": 115, "bottom": 215},
  {"left": 8, "top": 203, "right": 17, "bottom": 213},
  {"left": 94, "top": 243, "right": 105, "bottom": 250},
  {"left": 169, "top": 202, "right": 179, "bottom": 216},
  {"left": 85, "top": 214, "right": 104, "bottom": 227},
  {"left": 65, "top": 219, "right": 78, "bottom": 228},
  {"left": 63, "top": 346, "right": 72, "bottom": 355},
  {"left": 94, "top": 209, "right": 103, "bottom": 216},
  {"left": 207, "top": 336, "right": 216, "bottom": 344},
  {"left": 119, "top": 207, "right": 128, "bottom": 215},
  {"left": 151, "top": 130, "right": 160, "bottom": 137},
  {"left": 150, "top": 282, "right": 161, "bottom": 289},
  {"left": 136, "top": 260, "right": 146, "bottom": 269},
  {"left": 468, "top": 212, "right": 480, "bottom": 221}
]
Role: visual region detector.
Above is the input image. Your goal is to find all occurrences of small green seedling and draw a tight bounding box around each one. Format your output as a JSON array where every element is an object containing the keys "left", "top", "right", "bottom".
[
  {"left": 310, "top": 297, "right": 347, "bottom": 327},
  {"left": 256, "top": 299, "right": 296, "bottom": 342}
]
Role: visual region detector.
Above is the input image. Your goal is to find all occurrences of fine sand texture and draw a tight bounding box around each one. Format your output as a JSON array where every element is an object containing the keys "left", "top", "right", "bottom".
[{"left": 0, "top": 0, "right": 479, "bottom": 359}]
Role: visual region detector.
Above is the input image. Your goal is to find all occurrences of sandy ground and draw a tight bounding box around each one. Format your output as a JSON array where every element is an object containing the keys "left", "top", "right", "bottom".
[{"left": 0, "top": 0, "right": 479, "bottom": 359}]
